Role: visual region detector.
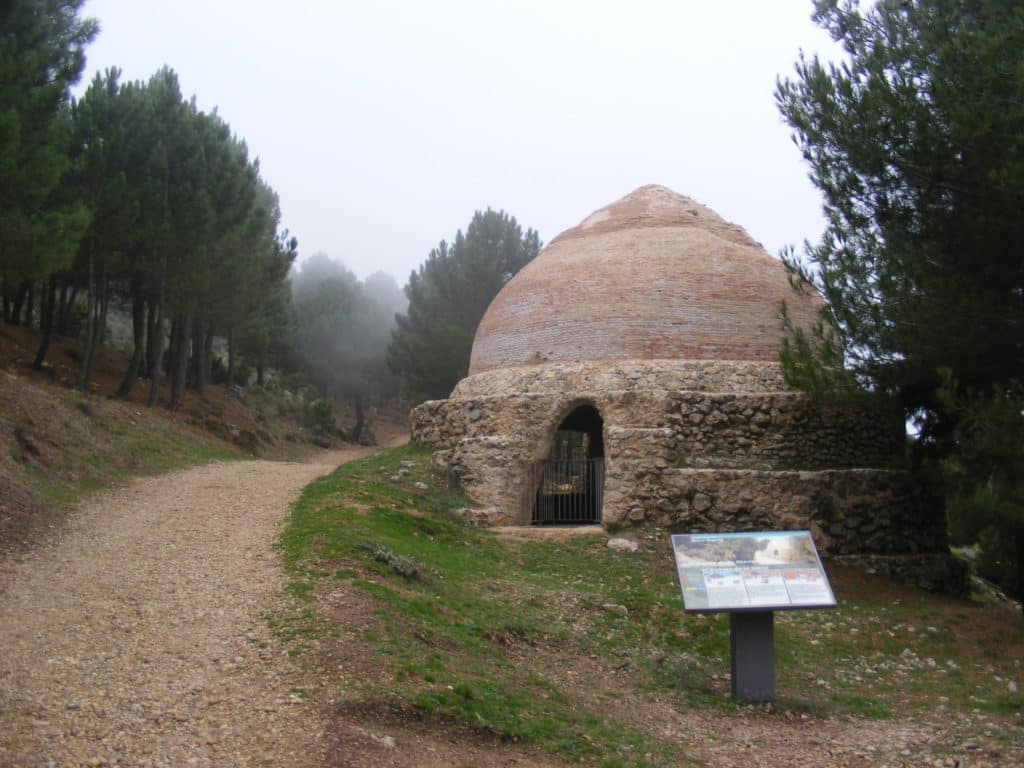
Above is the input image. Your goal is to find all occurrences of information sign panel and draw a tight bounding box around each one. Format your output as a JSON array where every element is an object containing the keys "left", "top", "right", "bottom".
[{"left": 671, "top": 531, "right": 836, "bottom": 613}]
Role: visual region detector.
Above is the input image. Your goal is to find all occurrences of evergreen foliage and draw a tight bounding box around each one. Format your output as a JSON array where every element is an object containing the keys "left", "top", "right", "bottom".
[
  {"left": 60, "top": 67, "right": 297, "bottom": 403},
  {"left": 388, "top": 209, "right": 541, "bottom": 402},
  {"left": 0, "top": 0, "right": 96, "bottom": 318},
  {"left": 776, "top": 0, "right": 1024, "bottom": 597},
  {"left": 0, "top": 0, "right": 298, "bottom": 409}
]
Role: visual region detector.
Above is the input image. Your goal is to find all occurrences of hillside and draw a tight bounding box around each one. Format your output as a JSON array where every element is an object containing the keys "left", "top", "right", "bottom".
[{"left": 0, "top": 322, "right": 397, "bottom": 559}]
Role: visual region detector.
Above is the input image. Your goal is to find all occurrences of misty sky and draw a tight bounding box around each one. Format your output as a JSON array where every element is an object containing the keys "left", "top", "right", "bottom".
[{"left": 78, "top": 0, "right": 842, "bottom": 283}]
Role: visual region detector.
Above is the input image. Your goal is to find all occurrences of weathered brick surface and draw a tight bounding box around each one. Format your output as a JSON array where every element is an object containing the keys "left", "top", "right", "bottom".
[{"left": 469, "top": 186, "right": 823, "bottom": 375}]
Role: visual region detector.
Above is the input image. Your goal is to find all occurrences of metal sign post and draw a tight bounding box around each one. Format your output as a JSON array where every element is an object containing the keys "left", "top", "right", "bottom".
[
  {"left": 730, "top": 611, "right": 775, "bottom": 702},
  {"left": 671, "top": 531, "right": 836, "bottom": 704}
]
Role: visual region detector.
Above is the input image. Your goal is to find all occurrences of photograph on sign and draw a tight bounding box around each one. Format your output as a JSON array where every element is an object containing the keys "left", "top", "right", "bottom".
[{"left": 671, "top": 531, "right": 836, "bottom": 612}]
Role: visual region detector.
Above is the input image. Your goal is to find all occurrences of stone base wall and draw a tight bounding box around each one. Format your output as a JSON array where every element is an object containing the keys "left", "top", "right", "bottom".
[
  {"left": 415, "top": 393, "right": 898, "bottom": 471},
  {"left": 412, "top": 360, "right": 952, "bottom": 585},
  {"left": 669, "top": 392, "right": 903, "bottom": 469},
  {"left": 603, "top": 465, "right": 946, "bottom": 558}
]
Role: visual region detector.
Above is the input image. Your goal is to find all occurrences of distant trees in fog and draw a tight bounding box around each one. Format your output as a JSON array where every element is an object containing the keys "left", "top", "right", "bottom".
[{"left": 291, "top": 253, "right": 406, "bottom": 440}]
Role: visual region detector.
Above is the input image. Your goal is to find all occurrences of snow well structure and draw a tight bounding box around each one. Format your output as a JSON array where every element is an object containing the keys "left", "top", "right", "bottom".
[{"left": 412, "top": 185, "right": 960, "bottom": 590}]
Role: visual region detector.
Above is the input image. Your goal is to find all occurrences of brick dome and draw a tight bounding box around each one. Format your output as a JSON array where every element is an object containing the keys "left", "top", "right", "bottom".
[{"left": 468, "top": 185, "right": 822, "bottom": 376}]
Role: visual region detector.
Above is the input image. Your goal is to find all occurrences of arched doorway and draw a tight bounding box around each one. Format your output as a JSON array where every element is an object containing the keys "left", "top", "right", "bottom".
[{"left": 531, "top": 404, "right": 605, "bottom": 525}]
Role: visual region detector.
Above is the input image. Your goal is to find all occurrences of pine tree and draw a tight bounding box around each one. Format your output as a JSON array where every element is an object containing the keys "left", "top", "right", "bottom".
[
  {"left": 0, "top": 0, "right": 96, "bottom": 322},
  {"left": 776, "top": 0, "right": 1024, "bottom": 596},
  {"left": 388, "top": 210, "right": 541, "bottom": 402}
]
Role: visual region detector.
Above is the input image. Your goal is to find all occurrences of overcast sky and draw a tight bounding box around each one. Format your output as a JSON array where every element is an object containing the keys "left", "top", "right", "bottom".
[{"left": 78, "top": 0, "right": 841, "bottom": 284}]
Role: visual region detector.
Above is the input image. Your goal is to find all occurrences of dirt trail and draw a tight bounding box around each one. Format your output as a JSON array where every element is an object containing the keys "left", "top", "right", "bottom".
[{"left": 0, "top": 444, "right": 386, "bottom": 768}]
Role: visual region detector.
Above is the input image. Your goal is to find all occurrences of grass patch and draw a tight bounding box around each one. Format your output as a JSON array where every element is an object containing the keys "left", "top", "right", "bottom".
[
  {"left": 280, "top": 445, "right": 682, "bottom": 766},
  {"left": 279, "top": 444, "right": 1024, "bottom": 765}
]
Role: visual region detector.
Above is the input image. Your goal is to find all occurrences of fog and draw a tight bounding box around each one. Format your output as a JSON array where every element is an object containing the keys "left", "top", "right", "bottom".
[
  {"left": 78, "top": 1, "right": 843, "bottom": 283},
  {"left": 290, "top": 253, "right": 406, "bottom": 406}
]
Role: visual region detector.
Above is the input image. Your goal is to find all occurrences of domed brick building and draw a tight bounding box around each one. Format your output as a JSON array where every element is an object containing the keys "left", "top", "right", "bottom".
[{"left": 412, "top": 185, "right": 958, "bottom": 589}]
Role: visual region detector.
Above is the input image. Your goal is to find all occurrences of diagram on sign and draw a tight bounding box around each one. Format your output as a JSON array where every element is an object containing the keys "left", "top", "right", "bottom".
[{"left": 671, "top": 531, "right": 836, "bottom": 612}]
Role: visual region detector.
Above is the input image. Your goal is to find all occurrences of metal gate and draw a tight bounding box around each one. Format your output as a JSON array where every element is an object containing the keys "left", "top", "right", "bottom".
[{"left": 529, "top": 458, "right": 604, "bottom": 525}]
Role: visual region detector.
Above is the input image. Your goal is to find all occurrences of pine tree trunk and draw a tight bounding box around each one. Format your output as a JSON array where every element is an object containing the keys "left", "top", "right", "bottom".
[
  {"left": 11, "top": 280, "right": 29, "bottom": 326},
  {"left": 147, "top": 254, "right": 167, "bottom": 407},
  {"left": 186, "top": 320, "right": 195, "bottom": 389},
  {"left": 56, "top": 281, "right": 67, "bottom": 332},
  {"left": 1, "top": 273, "right": 10, "bottom": 323},
  {"left": 57, "top": 283, "right": 79, "bottom": 336},
  {"left": 191, "top": 318, "right": 207, "bottom": 393},
  {"left": 117, "top": 275, "right": 146, "bottom": 398},
  {"left": 168, "top": 312, "right": 192, "bottom": 410},
  {"left": 77, "top": 240, "right": 96, "bottom": 391},
  {"left": 203, "top": 322, "right": 214, "bottom": 388},
  {"left": 32, "top": 275, "right": 58, "bottom": 370},
  {"left": 167, "top": 317, "right": 180, "bottom": 382},
  {"left": 144, "top": 301, "right": 155, "bottom": 379},
  {"left": 350, "top": 392, "right": 365, "bottom": 443},
  {"left": 80, "top": 274, "right": 108, "bottom": 391},
  {"left": 96, "top": 279, "right": 110, "bottom": 347},
  {"left": 146, "top": 306, "right": 163, "bottom": 408},
  {"left": 25, "top": 281, "right": 35, "bottom": 328},
  {"left": 226, "top": 327, "right": 236, "bottom": 386},
  {"left": 1015, "top": 533, "right": 1023, "bottom": 602}
]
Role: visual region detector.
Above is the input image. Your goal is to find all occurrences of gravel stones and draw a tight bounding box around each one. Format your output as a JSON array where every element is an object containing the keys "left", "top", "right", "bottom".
[{"left": 0, "top": 448, "right": 374, "bottom": 768}]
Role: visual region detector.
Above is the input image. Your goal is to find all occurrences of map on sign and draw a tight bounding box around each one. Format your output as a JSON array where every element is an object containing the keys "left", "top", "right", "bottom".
[{"left": 671, "top": 531, "right": 836, "bottom": 612}]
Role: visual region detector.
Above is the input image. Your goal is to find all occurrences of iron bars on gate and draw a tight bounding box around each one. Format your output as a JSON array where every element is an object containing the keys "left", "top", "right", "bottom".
[{"left": 528, "top": 458, "right": 604, "bottom": 525}]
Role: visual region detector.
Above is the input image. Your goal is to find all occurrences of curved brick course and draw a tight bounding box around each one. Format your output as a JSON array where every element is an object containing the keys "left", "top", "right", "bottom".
[{"left": 469, "top": 186, "right": 822, "bottom": 375}]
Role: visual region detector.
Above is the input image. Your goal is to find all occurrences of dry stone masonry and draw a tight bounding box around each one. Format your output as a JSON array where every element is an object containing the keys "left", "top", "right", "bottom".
[{"left": 412, "top": 186, "right": 960, "bottom": 592}]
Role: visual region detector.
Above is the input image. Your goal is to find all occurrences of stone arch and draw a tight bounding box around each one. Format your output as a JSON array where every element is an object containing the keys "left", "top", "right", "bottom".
[{"left": 533, "top": 399, "right": 607, "bottom": 462}]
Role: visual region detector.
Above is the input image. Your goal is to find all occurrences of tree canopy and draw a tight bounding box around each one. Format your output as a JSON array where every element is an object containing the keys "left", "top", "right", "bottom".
[
  {"left": 1, "top": 0, "right": 433, "bottom": 452},
  {"left": 387, "top": 209, "right": 541, "bottom": 402},
  {"left": 0, "top": 0, "right": 298, "bottom": 411},
  {"left": 776, "top": 0, "right": 1024, "bottom": 596},
  {"left": 0, "top": 0, "right": 96, "bottom": 302},
  {"left": 57, "top": 67, "right": 298, "bottom": 405}
]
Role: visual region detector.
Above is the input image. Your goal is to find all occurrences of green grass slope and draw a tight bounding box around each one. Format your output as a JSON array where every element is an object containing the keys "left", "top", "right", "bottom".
[{"left": 280, "top": 445, "right": 1023, "bottom": 767}]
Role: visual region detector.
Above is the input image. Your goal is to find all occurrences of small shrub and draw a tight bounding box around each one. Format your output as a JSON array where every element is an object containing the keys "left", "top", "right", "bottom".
[
  {"left": 371, "top": 544, "right": 420, "bottom": 579},
  {"left": 302, "top": 399, "right": 337, "bottom": 434},
  {"left": 281, "top": 371, "right": 312, "bottom": 391},
  {"left": 947, "top": 485, "right": 1022, "bottom": 598}
]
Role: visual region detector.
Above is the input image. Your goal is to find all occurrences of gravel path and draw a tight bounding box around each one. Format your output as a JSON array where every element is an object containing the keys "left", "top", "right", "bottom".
[{"left": 0, "top": 448, "right": 376, "bottom": 768}]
